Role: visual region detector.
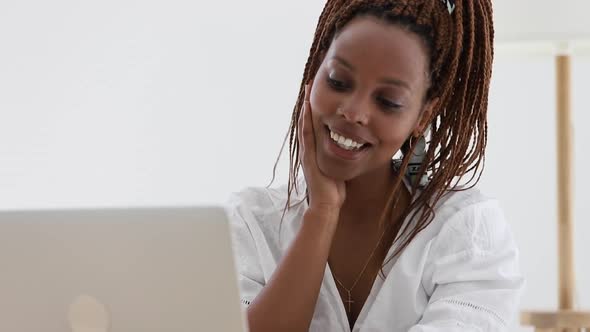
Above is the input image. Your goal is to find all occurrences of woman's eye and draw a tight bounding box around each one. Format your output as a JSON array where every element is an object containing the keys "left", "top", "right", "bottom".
[
  {"left": 377, "top": 96, "right": 402, "bottom": 110},
  {"left": 326, "top": 77, "right": 349, "bottom": 91}
]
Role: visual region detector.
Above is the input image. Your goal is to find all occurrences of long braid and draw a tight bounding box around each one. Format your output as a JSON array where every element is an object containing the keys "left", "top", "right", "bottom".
[{"left": 276, "top": 0, "right": 495, "bottom": 268}]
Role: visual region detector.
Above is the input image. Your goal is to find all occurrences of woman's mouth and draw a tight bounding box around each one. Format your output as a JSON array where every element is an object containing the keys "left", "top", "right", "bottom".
[{"left": 323, "top": 126, "right": 371, "bottom": 160}]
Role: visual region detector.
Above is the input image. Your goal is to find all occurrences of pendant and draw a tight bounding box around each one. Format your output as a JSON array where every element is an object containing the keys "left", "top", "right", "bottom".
[{"left": 344, "top": 290, "right": 354, "bottom": 314}]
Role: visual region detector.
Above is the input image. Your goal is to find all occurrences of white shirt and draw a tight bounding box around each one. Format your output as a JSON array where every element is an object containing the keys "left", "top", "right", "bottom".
[{"left": 226, "top": 176, "right": 524, "bottom": 331}]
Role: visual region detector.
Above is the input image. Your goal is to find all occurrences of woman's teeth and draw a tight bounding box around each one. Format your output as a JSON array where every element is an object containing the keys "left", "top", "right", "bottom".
[{"left": 329, "top": 130, "right": 365, "bottom": 151}]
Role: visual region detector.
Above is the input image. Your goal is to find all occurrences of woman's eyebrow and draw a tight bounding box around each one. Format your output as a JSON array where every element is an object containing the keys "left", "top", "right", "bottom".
[
  {"left": 332, "top": 55, "right": 412, "bottom": 91},
  {"left": 333, "top": 55, "right": 355, "bottom": 71}
]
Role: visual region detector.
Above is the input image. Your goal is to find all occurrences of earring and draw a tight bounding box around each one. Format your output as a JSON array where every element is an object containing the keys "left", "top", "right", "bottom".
[{"left": 406, "top": 135, "right": 429, "bottom": 187}]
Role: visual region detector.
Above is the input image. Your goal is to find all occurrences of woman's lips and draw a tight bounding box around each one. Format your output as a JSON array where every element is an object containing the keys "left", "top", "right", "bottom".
[{"left": 323, "top": 126, "right": 370, "bottom": 161}]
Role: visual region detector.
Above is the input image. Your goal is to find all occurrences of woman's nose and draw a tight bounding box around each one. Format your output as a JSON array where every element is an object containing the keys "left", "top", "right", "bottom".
[{"left": 336, "top": 95, "right": 370, "bottom": 125}]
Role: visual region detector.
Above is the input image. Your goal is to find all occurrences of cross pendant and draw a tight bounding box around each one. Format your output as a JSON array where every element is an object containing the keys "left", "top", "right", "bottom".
[{"left": 345, "top": 292, "right": 354, "bottom": 313}]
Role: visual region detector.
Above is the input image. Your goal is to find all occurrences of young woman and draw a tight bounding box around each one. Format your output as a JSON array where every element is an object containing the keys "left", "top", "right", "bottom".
[{"left": 227, "top": 1, "right": 524, "bottom": 331}]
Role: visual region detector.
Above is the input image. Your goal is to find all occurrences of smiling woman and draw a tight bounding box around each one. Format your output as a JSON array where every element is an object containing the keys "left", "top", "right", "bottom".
[
  {"left": 310, "top": 15, "right": 433, "bottom": 182},
  {"left": 227, "top": 1, "right": 524, "bottom": 332}
]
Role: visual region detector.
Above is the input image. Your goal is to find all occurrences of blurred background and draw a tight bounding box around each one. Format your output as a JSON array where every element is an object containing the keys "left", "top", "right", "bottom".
[{"left": 1, "top": 1, "right": 588, "bottom": 330}]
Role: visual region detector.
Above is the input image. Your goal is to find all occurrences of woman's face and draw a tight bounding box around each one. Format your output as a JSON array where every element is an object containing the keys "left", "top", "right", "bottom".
[{"left": 310, "top": 15, "right": 433, "bottom": 181}]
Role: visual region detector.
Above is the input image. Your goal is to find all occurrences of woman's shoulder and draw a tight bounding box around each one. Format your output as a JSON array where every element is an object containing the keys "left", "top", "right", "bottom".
[
  {"left": 226, "top": 180, "right": 303, "bottom": 214},
  {"left": 423, "top": 185, "right": 515, "bottom": 258},
  {"left": 225, "top": 179, "right": 307, "bottom": 236},
  {"left": 433, "top": 184, "right": 498, "bottom": 215}
]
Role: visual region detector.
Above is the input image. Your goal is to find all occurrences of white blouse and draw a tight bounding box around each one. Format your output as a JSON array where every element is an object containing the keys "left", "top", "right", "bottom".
[{"left": 226, "top": 176, "right": 524, "bottom": 331}]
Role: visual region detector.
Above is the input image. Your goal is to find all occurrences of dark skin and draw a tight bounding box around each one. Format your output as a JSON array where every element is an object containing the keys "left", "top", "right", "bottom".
[{"left": 306, "top": 16, "right": 437, "bottom": 327}]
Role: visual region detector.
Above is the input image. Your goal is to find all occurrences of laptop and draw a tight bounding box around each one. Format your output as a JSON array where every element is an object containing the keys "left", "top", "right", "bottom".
[{"left": 0, "top": 207, "right": 248, "bottom": 332}]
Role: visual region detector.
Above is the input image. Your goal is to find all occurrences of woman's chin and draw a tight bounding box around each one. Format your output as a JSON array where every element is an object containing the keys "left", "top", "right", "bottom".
[{"left": 316, "top": 160, "right": 360, "bottom": 182}]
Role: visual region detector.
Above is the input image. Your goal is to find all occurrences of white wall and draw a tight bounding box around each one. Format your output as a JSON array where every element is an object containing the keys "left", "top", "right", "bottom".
[
  {"left": 481, "top": 57, "right": 590, "bottom": 314},
  {"left": 1, "top": 1, "right": 588, "bottom": 329},
  {"left": 0, "top": 0, "right": 324, "bottom": 208}
]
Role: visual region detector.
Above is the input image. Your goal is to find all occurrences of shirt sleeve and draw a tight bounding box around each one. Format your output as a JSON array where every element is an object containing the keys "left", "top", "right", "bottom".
[
  {"left": 225, "top": 191, "right": 266, "bottom": 309},
  {"left": 408, "top": 200, "right": 525, "bottom": 332}
]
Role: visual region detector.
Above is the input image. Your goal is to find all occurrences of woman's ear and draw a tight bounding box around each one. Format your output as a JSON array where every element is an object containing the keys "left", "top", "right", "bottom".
[{"left": 413, "top": 97, "right": 439, "bottom": 137}]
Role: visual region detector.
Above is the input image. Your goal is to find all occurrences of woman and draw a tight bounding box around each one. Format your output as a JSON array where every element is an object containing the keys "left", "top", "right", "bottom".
[{"left": 227, "top": 1, "right": 524, "bottom": 331}]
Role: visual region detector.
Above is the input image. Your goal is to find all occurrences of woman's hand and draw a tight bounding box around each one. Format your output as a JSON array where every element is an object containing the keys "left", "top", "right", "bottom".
[{"left": 298, "top": 84, "right": 346, "bottom": 214}]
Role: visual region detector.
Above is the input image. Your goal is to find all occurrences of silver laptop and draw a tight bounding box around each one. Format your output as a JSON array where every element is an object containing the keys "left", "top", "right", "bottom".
[{"left": 0, "top": 207, "right": 247, "bottom": 332}]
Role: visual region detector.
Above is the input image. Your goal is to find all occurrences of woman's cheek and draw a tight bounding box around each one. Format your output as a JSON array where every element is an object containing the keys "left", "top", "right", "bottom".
[{"left": 309, "top": 79, "right": 322, "bottom": 113}]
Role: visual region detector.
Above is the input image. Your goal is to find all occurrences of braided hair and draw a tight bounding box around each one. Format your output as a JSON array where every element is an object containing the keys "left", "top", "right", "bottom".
[{"left": 274, "top": 0, "right": 494, "bottom": 268}]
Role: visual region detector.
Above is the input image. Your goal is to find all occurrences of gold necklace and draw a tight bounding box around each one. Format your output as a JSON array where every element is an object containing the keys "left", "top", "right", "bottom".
[
  {"left": 330, "top": 196, "right": 402, "bottom": 315},
  {"left": 331, "top": 226, "right": 388, "bottom": 314}
]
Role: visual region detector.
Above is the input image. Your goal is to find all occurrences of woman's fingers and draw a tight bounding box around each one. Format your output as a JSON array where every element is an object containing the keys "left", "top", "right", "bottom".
[
  {"left": 298, "top": 84, "right": 314, "bottom": 168},
  {"left": 297, "top": 92, "right": 305, "bottom": 159},
  {"left": 298, "top": 83, "right": 346, "bottom": 211},
  {"left": 303, "top": 85, "right": 316, "bottom": 158}
]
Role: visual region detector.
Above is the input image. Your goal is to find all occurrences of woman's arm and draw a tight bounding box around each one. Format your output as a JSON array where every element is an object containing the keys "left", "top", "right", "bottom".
[
  {"left": 245, "top": 83, "right": 345, "bottom": 331},
  {"left": 246, "top": 208, "right": 338, "bottom": 332}
]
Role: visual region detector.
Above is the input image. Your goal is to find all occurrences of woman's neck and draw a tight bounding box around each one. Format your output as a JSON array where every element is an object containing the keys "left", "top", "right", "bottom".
[{"left": 339, "top": 164, "right": 407, "bottom": 228}]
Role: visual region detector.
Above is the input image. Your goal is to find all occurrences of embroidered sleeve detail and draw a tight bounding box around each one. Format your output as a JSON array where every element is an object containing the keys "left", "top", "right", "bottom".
[{"left": 441, "top": 299, "right": 507, "bottom": 327}]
